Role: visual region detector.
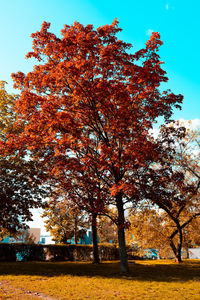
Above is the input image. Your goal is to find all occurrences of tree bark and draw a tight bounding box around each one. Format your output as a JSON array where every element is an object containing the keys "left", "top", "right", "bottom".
[
  {"left": 175, "top": 251, "right": 182, "bottom": 263},
  {"left": 91, "top": 212, "right": 100, "bottom": 263},
  {"left": 185, "top": 246, "right": 189, "bottom": 259},
  {"left": 74, "top": 216, "right": 78, "bottom": 244},
  {"left": 176, "top": 224, "right": 183, "bottom": 263},
  {"left": 116, "top": 192, "right": 129, "bottom": 273},
  {"left": 169, "top": 225, "right": 183, "bottom": 263}
]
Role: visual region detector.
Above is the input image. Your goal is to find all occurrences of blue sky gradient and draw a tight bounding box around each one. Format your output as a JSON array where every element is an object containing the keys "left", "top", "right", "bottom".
[{"left": 0, "top": 0, "right": 199, "bottom": 120}]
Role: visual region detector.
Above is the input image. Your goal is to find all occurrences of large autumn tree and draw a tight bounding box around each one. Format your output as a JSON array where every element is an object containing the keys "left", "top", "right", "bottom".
[{"left": 9, "top": 20, "right": 183, "bottom": 272}]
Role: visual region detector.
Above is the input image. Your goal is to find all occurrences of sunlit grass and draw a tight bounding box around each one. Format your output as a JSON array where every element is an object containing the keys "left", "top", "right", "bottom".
[{"left": 0, "top": 260, "right": 200, "bottom": 299}]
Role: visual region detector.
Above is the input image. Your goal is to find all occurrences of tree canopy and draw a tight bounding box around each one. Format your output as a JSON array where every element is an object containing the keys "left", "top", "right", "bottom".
[{"left": 8, "top": 20, "right": 183, "bottom": 272}]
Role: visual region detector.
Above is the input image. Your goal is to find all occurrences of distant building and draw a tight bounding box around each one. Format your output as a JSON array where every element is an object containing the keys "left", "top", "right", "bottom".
[
  {"left": 39, "top": 230, "right": 96, "bottom": 245},
  {"left": 28, "top": 228, "right": 41, "bottom": 243},
  {"left": 39, "top": 234, "right": 55, "bottom": 245},
  {"left": 189, "top": 247, "right": 200, "bottom": 259},
  {"left": 0, "top": 228, "right": 97, "bottom": 246},
  {"left": 0, "top": 228, "right": 41, "bottom": 244},
  {"left": 69, "top": 231, "right": 94, "bottom": 245}
]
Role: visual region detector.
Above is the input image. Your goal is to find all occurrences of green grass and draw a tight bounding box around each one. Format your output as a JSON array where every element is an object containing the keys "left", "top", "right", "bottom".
[{"left": 0, "top": 260, "right": 200, "bottom": 299}]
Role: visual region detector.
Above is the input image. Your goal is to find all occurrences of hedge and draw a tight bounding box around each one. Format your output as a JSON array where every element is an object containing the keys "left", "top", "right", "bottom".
[{"left": 0, "top": 243, "right": 121, "bottom": 262}]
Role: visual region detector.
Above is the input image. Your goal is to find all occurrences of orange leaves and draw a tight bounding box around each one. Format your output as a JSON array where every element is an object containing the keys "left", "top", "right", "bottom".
[
  {"left": 9, "top": 19, "right": 183, "bottom": 219},
  {"left": 97, "top": 18, "right": 121, "bottom": 37},
  {"left": 40, "top": 21, "right": 51, "bottom": 32},
  {"left": 145, "top": 32, "right": 163, "bottom": 50}
]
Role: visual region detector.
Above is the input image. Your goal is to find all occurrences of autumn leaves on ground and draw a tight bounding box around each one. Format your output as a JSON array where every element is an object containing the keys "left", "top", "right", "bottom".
[{"left": 0, "top": 260, "right": 199, "bottom": 299}]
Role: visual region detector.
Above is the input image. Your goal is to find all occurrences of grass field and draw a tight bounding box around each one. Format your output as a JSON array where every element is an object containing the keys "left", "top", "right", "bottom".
[{"left": 0, "top": 260, "right": 200, "bottom": 299}]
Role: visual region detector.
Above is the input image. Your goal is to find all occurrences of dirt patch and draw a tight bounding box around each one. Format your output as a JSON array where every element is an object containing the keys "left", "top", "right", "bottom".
[{"left": 0, "top": 281, "right": 56, "bottom": 299}]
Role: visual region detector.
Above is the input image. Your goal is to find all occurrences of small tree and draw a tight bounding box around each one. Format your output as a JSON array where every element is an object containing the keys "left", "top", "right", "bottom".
[
  {"left": 137, "top": 125, "right": 200, "bottom": 262},
  {"left": 98, "top": 213, "right": 118, "bottom": 244},
  {"left": 127, "top": 204, "right": 200, "bottom": 260},
  {"left": 43, "top": 199, "right": 88, "bottom": 244},
  {"left": 57, "top": 167, "right": 111, "bottom": 263},
  {"left": 127, "top": 207, "right": 170, "bottom": 258}
]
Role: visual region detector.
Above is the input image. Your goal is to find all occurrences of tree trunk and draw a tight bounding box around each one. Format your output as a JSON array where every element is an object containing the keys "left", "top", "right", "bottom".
[
  {"left": 175, "top": 251, "right": 182, "bottom": 263},
  {"left": 116, "top": 192, "right": 129, "bottom": 273},
  {"left": 185, "top": 246, "right": 189, "bottom": 259},
  {"left": 74, "top": 216, "right": 78, "bottom": 244},
  {"left": 169, "top": 233, "right": 183, "bottom": 263},
  {"left": 91, "top": 213, "right": 100, "bottom": 263},
  {"left": 176, "top": 224, "right": 183, "bottom": 263}
]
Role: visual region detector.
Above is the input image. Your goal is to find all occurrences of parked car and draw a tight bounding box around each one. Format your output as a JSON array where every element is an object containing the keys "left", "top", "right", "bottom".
[{"left": 143, "top": 248, "right": 158, "bottom": 260}]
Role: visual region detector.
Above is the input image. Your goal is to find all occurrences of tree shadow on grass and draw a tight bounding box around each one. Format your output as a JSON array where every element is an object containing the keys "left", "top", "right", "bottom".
[{"left": 0, "top": 260, "right": 200, "bottom": 282}]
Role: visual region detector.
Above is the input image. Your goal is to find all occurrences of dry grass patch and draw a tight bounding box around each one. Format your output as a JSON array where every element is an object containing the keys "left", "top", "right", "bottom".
[{"left": 0, "top": 260, "right": 200, "bottom": 299}]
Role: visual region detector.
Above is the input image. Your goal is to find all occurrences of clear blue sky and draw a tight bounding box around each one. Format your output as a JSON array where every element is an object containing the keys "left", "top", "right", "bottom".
[{"left": 0, "top": 0, "right": 199, "bottom": 121}]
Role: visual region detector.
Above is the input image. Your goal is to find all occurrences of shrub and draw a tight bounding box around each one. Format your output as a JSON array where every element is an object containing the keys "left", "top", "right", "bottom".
[
  {"left": 0, "top": 243, "right": 16, "bottom": 261},
  {"left": 0, "top": 243, "right": 122, "bottom": 261},
  {"left": 14, "top": 244, "right": 45, "bottom": 261},
  {"left": 99, "top": 243, "right": 119, "bottom": 261}
]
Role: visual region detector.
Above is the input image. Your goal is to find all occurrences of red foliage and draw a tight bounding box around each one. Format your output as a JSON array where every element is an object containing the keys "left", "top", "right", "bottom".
[{"left": 9, "top": 20, "right": 183, "bottom": 272}]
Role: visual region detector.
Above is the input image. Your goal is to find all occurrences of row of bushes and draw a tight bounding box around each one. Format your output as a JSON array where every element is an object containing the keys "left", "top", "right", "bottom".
[{"left": 0, "top": 243, "right": 122, "bottom": 262}]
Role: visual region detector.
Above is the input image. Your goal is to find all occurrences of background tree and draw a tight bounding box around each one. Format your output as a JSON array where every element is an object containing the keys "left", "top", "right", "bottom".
[
  {"left": 10, "top": 21, "right": 183, "bottom": 272},
  {"left": 182, "top": 217, "right": 200, "bottom": 257},
  {"left": 98, "top": 213, "right": 118, "bottom": 244},
  {"left": 47, "top": 158, "right": 111, "bottom": 263},
  {"left": 43, "top": 198, "right": 88, "bottom": 244},
  {"left": 0, "top": 81, "right": 48, "bottom": 237},
  {"left": 137, "top": 124, "right": 200, "bottom": 262},
  {"left": 126, "top": 207, "right": 173, "bottom": 258},
  {"left": 127, "top": 203, "right": 200, "bottom": 260}
]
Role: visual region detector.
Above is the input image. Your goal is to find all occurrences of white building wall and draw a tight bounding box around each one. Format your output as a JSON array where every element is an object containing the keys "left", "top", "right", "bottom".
[
  {"left": 189, "top": 248, "right": 200, "bottom": 259},
  {"left": 40, "top": 235, "right": 55, "bottom": 245}
]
